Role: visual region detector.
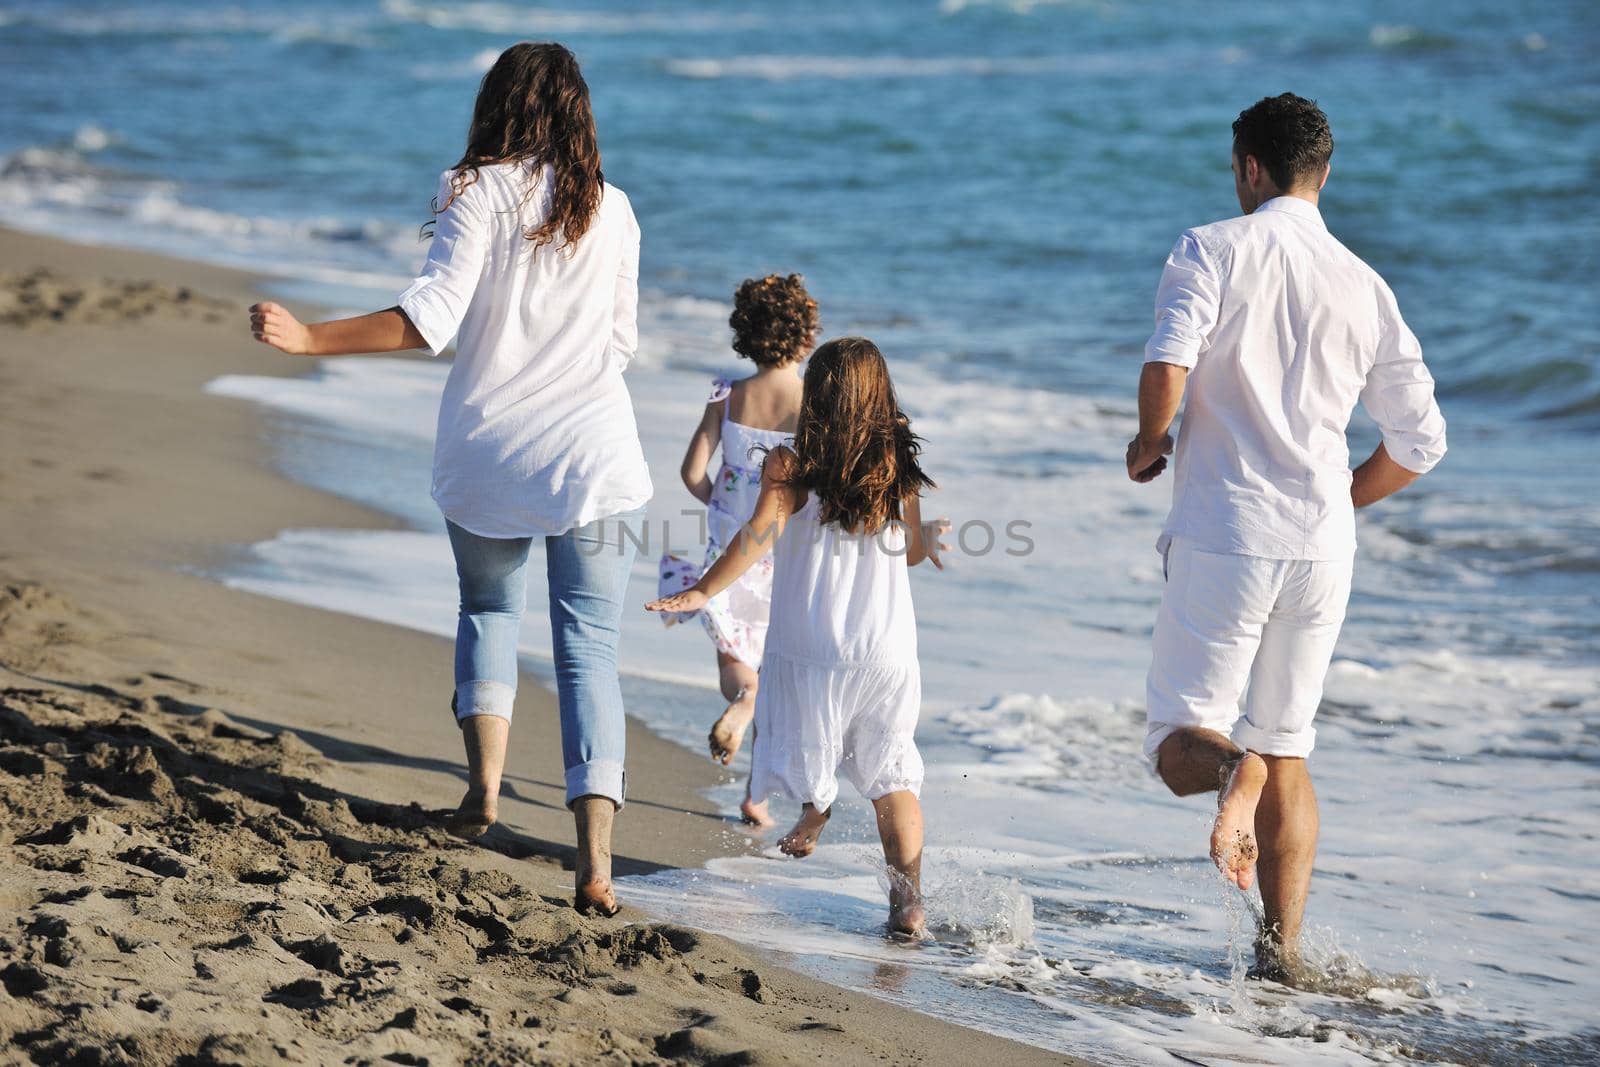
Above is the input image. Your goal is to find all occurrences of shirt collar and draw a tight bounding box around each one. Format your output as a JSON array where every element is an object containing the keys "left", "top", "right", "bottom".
[{"left": 1254, "top": 195, "right": 1325, "bottom": 226}]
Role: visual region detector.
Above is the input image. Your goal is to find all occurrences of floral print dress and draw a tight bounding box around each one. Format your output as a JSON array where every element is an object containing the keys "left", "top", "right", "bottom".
[{"left": 658, "top": 377, "right": 791, "bottom": 669}]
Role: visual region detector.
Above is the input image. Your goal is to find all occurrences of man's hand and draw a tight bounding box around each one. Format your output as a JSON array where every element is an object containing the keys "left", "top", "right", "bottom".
[
  {"left": 1126, "top": 433, "right": 1173, "bottom": 483},
  {"left": 1130, "top": 362, "right": 1187, "bottom": 484},
  {"left": 249, "top": 302, "right": 314, "bottom": 355},
  {"left": 1351, "top": 442, "right": 1421, "bottom": 508}
]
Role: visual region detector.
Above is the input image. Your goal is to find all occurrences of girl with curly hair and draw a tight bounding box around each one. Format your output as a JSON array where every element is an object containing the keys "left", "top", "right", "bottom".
[
  {"left": 649, "top": 337, "right": 951, "bottom": 937},
  {"left": 657, "top": 273, "right": 816, "bottom": 826}
]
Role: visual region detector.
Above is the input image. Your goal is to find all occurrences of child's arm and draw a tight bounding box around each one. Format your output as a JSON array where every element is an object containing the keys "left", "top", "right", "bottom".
[
  {"left": 647, "top": 447, "right": 797, "bottom": 614},
  {"left": 679, "top": 400, "right": 723, "bottom": 504},
  {"left": 902, "top": 495, "right": 952, "bottom": 570}
]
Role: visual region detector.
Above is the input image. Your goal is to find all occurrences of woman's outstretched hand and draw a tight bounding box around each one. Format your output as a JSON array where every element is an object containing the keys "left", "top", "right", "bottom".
[
  {"left": 646, "top": 587, "right": 709, "bottom": 614},
  {"left": 922, "top": 518, "right": 953, "bottom": 570},
  {"left": 249, "top": 302, "right": 313, "bottom": 355}
]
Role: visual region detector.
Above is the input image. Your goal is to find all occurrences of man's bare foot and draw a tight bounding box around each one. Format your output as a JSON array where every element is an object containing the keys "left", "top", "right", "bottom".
[
  {"left": 740, "top": 794, "right": 774, "bottom": 828},
  {"left": 1211, "top": 751, "right": 1268, "bottom": 890},
  {"left": 1252, "top": 939, "right": 1328, "bottom": 993},
  {"left": 708, "top": 689, "right": 756, "bottom": 765},
  {"left": 444, "top": 787, "right": 497, "bottom": 839},
  {"left": 778, "top": 805, "right": 830, "bottom": 857},
  {"left": 1252, "top": 921, "right": 1321, "bottom": 982}
]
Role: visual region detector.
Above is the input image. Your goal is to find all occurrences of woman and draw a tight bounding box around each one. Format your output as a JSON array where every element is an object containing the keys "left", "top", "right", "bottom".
[{"left": 249, "top": 42, "right": 651, "bottom": 917}]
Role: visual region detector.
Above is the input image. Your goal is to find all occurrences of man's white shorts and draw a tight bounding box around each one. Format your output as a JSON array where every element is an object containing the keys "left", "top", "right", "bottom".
[{"left": 1143, "top": 539, "right": 1353, "bottom": 770}]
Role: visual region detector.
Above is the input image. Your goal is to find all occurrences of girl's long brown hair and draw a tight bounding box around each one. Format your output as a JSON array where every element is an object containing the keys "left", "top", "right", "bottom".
[
  {"left": 431, "top": 42, "right": 603, "bottom": 248},
  {"left": 785, "top": 337, "right": 934, "bottom": 534}
]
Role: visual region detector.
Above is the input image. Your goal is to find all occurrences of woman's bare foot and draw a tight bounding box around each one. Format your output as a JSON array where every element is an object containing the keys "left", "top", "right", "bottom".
[
  {"left": 777, "top": 804, "right": 830, "bottom": 857},
  {"left": 572, "top": 795, "right": 620, "bottom": 917},
  {"left": 451, "top": 714, "right": 507, "bottom": 838},
  {"left": 708, "top": 688, "right": 756, "bottom": 765},
  {"left": 574, "top": 878, "right": 619, "bottom": 918},
  {"left": 444, "top": 787, "right": 497, "bottom": 839},
  {"left": 1211, "top": 751, "right": 1268, "bottom": 890}
]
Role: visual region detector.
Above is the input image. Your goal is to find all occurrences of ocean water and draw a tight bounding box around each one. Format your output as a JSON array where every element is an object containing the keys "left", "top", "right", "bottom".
[{"left": 5, "top": 2, "right": 1597, "bottom": 1063}]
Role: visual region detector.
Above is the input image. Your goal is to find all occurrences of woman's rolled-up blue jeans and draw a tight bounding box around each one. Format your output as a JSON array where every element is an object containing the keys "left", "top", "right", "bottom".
[{"left": 445, "top": 507, "right": 643, "bottom": 808}]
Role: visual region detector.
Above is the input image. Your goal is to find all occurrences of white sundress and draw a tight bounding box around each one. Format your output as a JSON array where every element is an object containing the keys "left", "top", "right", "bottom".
[
  {"left": 657, "top": 377, "right": 790, "bottom": 669},
  {"left": 749, "top": 495, "right": 924, "bottom": 812}
]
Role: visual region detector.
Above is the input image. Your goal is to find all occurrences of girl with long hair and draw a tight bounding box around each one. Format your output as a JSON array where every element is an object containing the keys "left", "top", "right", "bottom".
[
  {"left": 647, "top": 338, "right": 950, "bottom": 937},
  {"left": 250, "top": 42, "right": 650, "bottom": 917}
]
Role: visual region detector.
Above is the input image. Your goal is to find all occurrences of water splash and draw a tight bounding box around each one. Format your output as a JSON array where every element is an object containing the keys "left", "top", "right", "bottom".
[
  {"left": 918, "top": 868, "right": 1035, "bottom": 948},
  {"left": 1220, "top": 885, "right": 1262, "bottom": 1021}
]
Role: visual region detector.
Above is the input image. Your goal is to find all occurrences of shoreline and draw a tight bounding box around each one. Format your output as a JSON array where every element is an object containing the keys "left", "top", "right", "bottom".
[{"left": 0, "top": 225, "right": 1081, "bottom": 1064}]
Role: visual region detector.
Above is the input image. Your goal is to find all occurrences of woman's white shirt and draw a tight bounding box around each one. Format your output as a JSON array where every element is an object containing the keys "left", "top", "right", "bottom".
[{"left": 398, "top": 161, "right": 652, "bottom": 539}]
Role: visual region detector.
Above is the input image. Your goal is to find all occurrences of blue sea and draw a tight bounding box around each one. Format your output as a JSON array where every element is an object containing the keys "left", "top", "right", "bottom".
[{"left": 4, "top": 2, "right": 1597, "bottom": 1063}]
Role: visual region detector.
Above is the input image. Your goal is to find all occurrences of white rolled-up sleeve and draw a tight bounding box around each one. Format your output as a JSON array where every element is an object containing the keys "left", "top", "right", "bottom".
[
  {"left": 1144, "top": 231, "right": 1221, "bottom": 370},
  {"left": 1361, "top": 287, "right": 1447, "bottom": 474},
  {"left": 397, "top": 171, "right": 489, "bottom": 357},
  {"left": 606, "top": 196, "right": 640, "bottom": 370}
]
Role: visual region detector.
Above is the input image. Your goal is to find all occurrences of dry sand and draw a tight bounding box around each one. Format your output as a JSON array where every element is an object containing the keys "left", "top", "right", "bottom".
[{"left": 0, "top": 227, "right": 1079, "bottom": 1065}]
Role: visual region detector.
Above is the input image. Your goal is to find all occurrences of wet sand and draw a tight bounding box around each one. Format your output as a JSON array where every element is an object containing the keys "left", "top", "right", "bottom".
[{"left": 0, "top": 227, "right": 1079, "bottom": 1065}]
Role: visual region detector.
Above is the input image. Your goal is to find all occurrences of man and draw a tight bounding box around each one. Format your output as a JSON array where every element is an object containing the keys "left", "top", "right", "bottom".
[{"left": 1127, "top": 93, "right": 1447, "bottom": 980}]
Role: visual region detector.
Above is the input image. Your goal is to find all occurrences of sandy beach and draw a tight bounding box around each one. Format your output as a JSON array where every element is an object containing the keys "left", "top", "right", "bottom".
[{"left": 0, "top": 226, "right": 1076, "bottom": 1065}]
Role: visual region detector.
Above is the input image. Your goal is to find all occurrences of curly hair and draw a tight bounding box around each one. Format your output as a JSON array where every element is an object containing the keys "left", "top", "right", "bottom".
[
  {"left": 430, "top": 43, "right": 604, "bottom": 250},
  {"left": 783, "top": 337, "right": 934, "bottom": 534},
  {"left": 1232, "top": 93, "right": 1333, "bottom": 192},
  {"left": 729, "top": 273, "right": 819, "bottom": 367}
]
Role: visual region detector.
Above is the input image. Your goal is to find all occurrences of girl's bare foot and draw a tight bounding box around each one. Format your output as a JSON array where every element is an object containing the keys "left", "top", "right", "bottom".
[
  {"left": 740, "top": 794, "right": 774, "bottom": 828},
  {"left": 888, "top": 901, "right": 927, "bottom": 939},
  {"left": 444, "top": 787, "right": 497, "bottom": 838},
  {"left": 708, "top": 688, "right": 756, "bottom": 765},
  {"left": 1211, "top": 751, "right": 1268, "bottom": 890},
  {"left": 886, "top": 865, "right": 926, "bottom": 938},
  {"left": 778, "top": 804, "right": 830, "bottom": 857}
]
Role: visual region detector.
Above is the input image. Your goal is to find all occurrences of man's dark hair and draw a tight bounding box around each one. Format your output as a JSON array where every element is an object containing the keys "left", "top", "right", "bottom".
[{"left": 1232, "top": 93, "right": 1333, "bottom": 192}]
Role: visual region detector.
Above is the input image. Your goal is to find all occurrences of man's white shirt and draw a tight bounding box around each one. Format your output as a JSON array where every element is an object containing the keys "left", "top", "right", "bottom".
[{"left": 1145, "top": 196, "right": 1446, "bottom": 560}]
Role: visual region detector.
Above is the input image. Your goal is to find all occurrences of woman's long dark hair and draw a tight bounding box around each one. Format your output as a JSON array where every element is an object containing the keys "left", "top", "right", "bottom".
[
  {"left": 430, "top": 42, "right": 603, "bottom": 248},
  {"left": 785, "top": 337, "right": 934, "bottom": 534}
]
